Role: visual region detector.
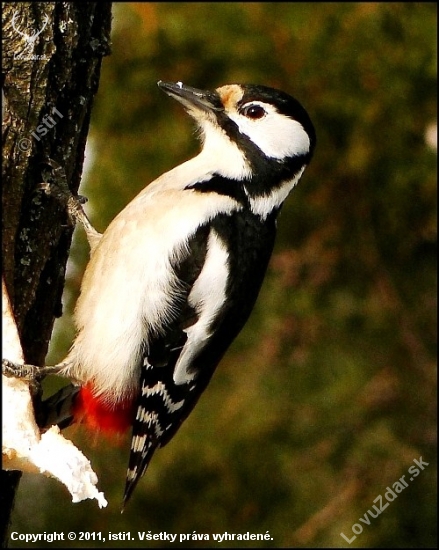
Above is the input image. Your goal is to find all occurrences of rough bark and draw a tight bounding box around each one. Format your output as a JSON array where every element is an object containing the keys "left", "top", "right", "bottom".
[{"left": 1, "top": 2, "right": 112, "bottom": 546}]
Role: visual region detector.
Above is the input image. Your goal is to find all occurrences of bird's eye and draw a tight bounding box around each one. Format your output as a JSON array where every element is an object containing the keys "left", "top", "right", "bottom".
[{"left": 241, "top": 104, "right": 266, "bottom": 120}]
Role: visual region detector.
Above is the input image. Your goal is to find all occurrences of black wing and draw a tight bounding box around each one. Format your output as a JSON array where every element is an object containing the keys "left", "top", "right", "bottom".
[{"left": 123, "top": 209, "right": 276, "bottom": 506}]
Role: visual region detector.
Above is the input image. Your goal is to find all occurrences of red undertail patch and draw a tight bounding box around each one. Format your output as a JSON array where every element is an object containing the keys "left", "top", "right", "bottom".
[{"left": 73, "top": 384, "right": 135, "bottom": 437}]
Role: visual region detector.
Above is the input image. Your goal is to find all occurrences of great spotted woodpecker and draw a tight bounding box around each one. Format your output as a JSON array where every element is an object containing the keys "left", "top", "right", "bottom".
[{"left": 4, "top": 81, "right": 315, "bottom": 507}]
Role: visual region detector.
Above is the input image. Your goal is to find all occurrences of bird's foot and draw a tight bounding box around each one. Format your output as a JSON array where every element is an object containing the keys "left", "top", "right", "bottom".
[
  {"left": 38, "top": 158, "right": 101, "bottom": 248},
  {"left": 2, "top": 358, "right": 63, "bottom": 395}
]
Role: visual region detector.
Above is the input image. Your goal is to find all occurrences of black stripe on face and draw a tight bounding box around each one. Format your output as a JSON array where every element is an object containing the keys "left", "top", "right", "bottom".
[
  {"left": 187, "top": 153, "right": 309, "bottom": 204},
  {"left": 210, "top": 84, "right": 315, "bottom": 200},
  {"left": 210, "top": 121, "right": 311, "bottom": 201}
]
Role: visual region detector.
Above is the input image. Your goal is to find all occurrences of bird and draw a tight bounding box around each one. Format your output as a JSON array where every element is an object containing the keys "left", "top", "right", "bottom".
[{"left": 8, "top": 80, "right": 316, "bottom": 507}]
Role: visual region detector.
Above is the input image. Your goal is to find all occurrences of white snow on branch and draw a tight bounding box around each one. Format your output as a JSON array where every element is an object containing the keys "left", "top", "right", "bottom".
[{"left": 2, "top": 278, "right": 107, "bottom": 508}]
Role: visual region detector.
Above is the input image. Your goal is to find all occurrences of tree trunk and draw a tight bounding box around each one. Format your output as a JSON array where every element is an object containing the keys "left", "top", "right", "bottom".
[{"left": 1, "top": 2, "right": 112, "bottom": 546}]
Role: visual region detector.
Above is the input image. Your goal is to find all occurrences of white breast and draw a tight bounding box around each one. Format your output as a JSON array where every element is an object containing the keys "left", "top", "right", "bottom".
[{"left": 63, "top": 160, "right": 241, "bottom": 400}]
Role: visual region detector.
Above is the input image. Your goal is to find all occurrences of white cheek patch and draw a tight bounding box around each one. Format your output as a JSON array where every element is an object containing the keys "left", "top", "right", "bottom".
[{"left": 229, "top": 105, "right": 310, "bottom": 160}]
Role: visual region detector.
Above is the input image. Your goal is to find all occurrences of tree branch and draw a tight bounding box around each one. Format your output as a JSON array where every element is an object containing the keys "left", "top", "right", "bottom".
[{"left": 2, "top": 2, "right": 112, "bottom": 545}]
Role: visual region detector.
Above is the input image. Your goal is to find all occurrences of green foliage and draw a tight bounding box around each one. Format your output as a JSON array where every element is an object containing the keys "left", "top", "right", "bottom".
[{"left": 15, "top": 3, "right": 436, "bottom": 548}]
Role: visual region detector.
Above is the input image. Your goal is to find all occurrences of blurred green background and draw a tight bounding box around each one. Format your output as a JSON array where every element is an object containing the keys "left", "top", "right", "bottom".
[{"left": 11, "top": 3, "right": 436, "bottom": 548}]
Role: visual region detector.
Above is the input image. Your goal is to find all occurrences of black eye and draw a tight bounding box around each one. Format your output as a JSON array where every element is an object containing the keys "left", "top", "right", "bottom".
[{"left": 241, "top": 104, "right": 266, "bottom": 120}]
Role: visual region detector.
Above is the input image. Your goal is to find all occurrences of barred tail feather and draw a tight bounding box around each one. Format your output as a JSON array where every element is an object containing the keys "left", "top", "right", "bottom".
[{"left": 123, "top": 428, "right": 158, "bottom": 508}]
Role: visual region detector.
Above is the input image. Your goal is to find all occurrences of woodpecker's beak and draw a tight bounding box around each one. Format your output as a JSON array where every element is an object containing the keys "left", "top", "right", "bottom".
[{"left": 157, "top": 81, "right": 223, "bottom": 114}]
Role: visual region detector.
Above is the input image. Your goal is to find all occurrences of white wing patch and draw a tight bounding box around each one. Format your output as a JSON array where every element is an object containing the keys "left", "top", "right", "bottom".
[{"left": 173, "top": 230, "right": 229, "bottom": 385}]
